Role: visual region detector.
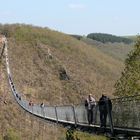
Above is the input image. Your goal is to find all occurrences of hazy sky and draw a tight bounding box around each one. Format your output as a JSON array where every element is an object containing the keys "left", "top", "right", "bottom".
[{"left": 0, "top": 0, "right": 140, "bottom": 36}]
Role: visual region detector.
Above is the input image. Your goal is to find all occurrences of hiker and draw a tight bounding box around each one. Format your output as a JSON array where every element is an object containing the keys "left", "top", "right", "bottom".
[
  {"left": 8, "top": 75, "right": 12, "bottom": 82},
  {"left": 29, "top": 100, "right": 34, "bottom": 106},
  {"left": 18, "top": 94, "right": 21, "bottom": 100},
  {"left": 40, "top": 102, "right": 45, "bottom": 116},
  {"left": 98, "top": 94, "right": 112, "bottom": 128},
  {"left": 16, "top": 93, "right": 18, "bottom": 98},
  {"left": 29, "top": 101, "right": 31, "bottom": 106},
  {"left": 40, "top": 102, "right": 44, "bottom": 108},
  {"left": 85, "top": 94, "right": 96, "bottom": 124}
]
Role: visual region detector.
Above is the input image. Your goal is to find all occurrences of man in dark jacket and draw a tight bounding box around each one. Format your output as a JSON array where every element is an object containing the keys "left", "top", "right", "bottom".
[{"left": 98, "top": 94, "right": 112, "bottom": 128}]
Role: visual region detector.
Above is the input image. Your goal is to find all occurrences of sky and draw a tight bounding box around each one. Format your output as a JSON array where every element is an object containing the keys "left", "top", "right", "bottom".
[{"left": 0, "top": 0, "right": 140, "bottom": 36}]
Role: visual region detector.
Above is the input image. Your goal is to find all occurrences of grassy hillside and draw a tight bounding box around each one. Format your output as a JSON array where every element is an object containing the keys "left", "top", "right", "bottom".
[
  {"left": 0, "top": 62, "right": 108, "bottom": 140},
  {"left": 0, "top": 49, "right": 67, "bottom": 139},
  {"left": 0, "top": 24, "right": 124, "bottom": 106},
  {"left": 81, "top": 37, "right": 133, "bottom": 61},
  {"left": 0, "top": 24, "right": 125, "bottom": 139}
]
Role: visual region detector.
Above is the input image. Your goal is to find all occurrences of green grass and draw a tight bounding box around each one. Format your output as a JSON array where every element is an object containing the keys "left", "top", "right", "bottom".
[
  {"left": 75, "top": 131, "right": 109, "bottom": 140},
  {"left": 3, "top": 129, "right": 20, "bottom": 140}
]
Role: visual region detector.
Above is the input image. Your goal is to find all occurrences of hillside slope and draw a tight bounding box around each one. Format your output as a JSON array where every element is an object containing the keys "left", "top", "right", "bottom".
[
  {"left": 0, "top": 24, "right": 124, "bottom": 105},
  {"left": 0, "top": 41, "right": 66, "bottom": 140},
  {"left": 0, "top": 61, "right": 107, "bottom": 140},
  {"left": 81, "top": 37, "right": 133, "bottom": 61},
  {"left": 0, "top": 24, "right": 126, "bottom": 139}
]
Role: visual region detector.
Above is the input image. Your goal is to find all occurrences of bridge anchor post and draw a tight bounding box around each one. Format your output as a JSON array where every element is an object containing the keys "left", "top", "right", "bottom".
[
  {"left": 55, "top": 106, "right": 58, "bottom": 123},
  {"left": 106, "top": 99, "right": 114, "bottom": 136},
  {"left": 72, "top": 105, "right": 77, "bottom": 127}
]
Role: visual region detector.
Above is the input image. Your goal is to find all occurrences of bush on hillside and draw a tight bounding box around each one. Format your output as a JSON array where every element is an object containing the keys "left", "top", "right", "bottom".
[{"left": 3, "top": 129, "right": 20, "bottom": 140}]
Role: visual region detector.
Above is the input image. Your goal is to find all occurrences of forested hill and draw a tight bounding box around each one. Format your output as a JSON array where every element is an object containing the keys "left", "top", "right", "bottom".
[{"left": 87, "top": 33, "right": 133, "bottom": 44}]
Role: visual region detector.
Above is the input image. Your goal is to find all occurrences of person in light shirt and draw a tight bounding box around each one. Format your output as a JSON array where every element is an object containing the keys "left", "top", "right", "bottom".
[{"left": 85, "top": 94, "right": 96, "bottom": 125}]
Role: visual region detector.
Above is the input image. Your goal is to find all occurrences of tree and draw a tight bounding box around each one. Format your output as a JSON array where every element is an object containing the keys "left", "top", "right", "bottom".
[{"left": 114, "top": 36, "right": 140, "bottom": 96}]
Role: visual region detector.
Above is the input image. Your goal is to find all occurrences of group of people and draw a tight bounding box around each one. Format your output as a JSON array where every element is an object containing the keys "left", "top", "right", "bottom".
[
  {"left": 85, "top": 94, "right": 112, "bottom": 128},
  {"left": 28, "top": 101, "right": 44, "bottom": 108}
]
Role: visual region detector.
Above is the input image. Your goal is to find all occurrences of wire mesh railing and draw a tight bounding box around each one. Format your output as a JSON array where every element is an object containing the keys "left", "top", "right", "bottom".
[{"left": 112, "top": 97, "right": 140, "bottom": 128}]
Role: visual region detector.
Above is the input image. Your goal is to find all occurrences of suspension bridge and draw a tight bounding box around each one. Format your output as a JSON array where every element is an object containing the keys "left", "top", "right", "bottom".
[{"left": 1, "top": 37, "right": 140, "bottom": 139}]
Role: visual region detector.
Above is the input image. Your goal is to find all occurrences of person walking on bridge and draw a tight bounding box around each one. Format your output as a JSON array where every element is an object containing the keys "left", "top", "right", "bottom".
[
  {"left": 98, "top": 94, "right": 112, "bottom": 128},
  {"left": 85, "top": 94, "right": 96, "bottom": 125}
]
